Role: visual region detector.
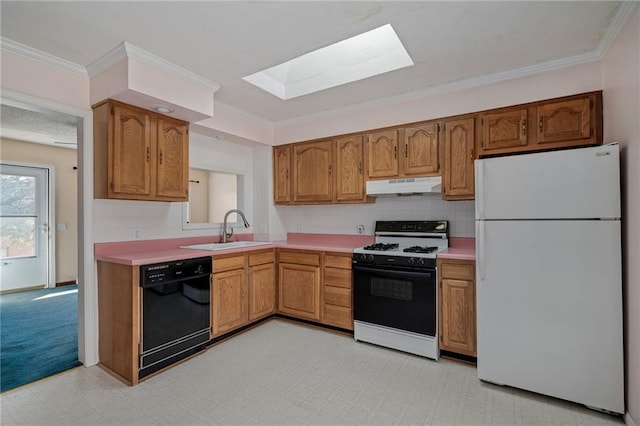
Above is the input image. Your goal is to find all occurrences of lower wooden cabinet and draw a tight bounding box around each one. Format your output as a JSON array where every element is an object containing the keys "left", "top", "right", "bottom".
[
  {"left": 212, "top": 249, "right": 275, "bottom": 337},
  {"left": 278, "top": 250, "right": 321, "bottom": 320},
  {"left": 212, "top": 255, "right": 247, "bottom": 336},
  {"left": 438, "top": 258, "right": 476, "bottom": 357},
  {"left": 322, "top": 253, "right": 353, "bottom": 330},
  {"left": 248, "top": 251, "right": 276, "bottom": 321}
]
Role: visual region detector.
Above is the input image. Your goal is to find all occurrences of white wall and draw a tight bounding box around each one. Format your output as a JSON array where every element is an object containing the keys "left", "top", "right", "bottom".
[{"left": 602, "top": 6, "right": 640, "bottom": 424}]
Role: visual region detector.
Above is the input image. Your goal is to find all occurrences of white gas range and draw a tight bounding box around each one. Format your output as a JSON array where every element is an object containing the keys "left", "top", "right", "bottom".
[{"left": 352, "top": 220, "right": 448, "bottom": 360}]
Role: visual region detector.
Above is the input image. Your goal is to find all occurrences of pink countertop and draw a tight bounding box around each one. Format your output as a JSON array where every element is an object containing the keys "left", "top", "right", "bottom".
[
  {"left": 95, "top": 233, "right": 374, "bottom": 266},
  {"left": 438, "top": 237, "right": 476, "bottom": 261}
]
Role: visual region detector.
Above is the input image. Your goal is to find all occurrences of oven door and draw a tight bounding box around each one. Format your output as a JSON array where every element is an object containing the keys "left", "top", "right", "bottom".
[{"left": 353, "top": 264, "right": 436, "bottom": 336}]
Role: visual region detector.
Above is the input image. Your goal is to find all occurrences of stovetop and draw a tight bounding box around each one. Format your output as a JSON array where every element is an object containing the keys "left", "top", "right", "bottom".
[{"left": 353, "top": 220, "right": 449, "bottom": 268}]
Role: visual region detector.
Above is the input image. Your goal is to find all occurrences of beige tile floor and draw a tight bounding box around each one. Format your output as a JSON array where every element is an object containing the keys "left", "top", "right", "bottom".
[{"left": 0, "top": 319, "right": 625, "bottom": 425}]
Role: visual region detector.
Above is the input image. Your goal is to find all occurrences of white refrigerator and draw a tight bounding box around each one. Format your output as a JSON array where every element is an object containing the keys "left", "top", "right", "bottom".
[{"left": 475, "top": 143, "right": 624, "bottom": 414}]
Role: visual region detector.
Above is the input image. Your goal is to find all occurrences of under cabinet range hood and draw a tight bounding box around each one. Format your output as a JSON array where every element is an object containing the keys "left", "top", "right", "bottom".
[{"left": 366, "top": 176, "right": 442, "bottom": 196}]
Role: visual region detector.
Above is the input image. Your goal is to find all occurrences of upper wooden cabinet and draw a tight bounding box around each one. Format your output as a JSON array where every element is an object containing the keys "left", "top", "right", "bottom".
[
  {"left": 292, "top": 140, "right": 334, "bottom": 203},
  {"left": 480, "top": 108, "right": 528, "bottom": 153},
  {"left": 366, "top": 122, "right": 440, "bottom": 180},
  {"left": 273, "top": 145, "right": 291, "bottom": 204},
  {"left": 443, "top": 117, "right": 475, "bottom": 200},
  {"left": 93, "top": 100, "right": 189, "bottom": 202},
  {"left": 478, "top": 92, "right": 602, "bottom": 157},
  {"left": 335, "top": 135, "right": 365, "bottom": 202},
  {"left": 367, "top": 129, "right": 399, "bottom": 179},
  {"left": 274, "top": 136, "right": 367, "bottom": 205},
  {"left": 537, "top": 96, "right": 594, "bottom": 144},
  {"left": 402, "top": 123, "right": 440, "bottom": 176}
]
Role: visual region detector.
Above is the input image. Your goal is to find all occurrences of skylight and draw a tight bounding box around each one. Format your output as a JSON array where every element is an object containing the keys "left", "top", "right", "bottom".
[{"left": 243, "top": 24, "right": 414, "bottom": 100}]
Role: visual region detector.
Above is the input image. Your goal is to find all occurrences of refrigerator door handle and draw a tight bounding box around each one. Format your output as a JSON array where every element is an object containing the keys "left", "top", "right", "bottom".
[
  {"left": 476, "top": 159, "right": 485, "bottom": 219},
  {"left": 478, "top": 220, "right": 486, "bottom": 280}
]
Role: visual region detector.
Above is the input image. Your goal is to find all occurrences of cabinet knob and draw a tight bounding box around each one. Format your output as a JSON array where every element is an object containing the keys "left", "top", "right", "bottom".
[
  {"left": 146, "top": 147, "right": 150, "bottom": 163},
  {"left": 393, "top": 146, "right": 397, "bottom": 159},
  {"left": 539, "top": 117, "right": 544, "bottom": 133},
  {"left": 159, "top": 150, "right": 163, "bottom": 165},
  {"left": 522, "top": 120, "right": 527, "bottom": 136}
]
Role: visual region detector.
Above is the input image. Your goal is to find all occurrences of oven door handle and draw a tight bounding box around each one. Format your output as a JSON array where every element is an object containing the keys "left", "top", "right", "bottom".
[{"left": 353, "top": 265, "right": 434, "bottom": 279}]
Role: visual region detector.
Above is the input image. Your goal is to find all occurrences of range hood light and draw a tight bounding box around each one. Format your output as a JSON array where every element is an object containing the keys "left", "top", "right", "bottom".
[{"left": 366, "top": 176, "right": 442, "bottom": 197}]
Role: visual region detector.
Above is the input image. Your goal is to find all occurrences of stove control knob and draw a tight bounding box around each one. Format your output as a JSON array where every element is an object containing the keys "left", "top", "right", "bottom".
[
  {"left": 357, "top": 254, "right": 367, "bottom": 262},
  {"left": 416, "top": 258, "right": 426, "bottom": 266},
  {"left": 366, "top": 254, "right": 375, "bottom": 263},
  {"left": 407, "top": 258, "right": 415, "bottom": 265}
]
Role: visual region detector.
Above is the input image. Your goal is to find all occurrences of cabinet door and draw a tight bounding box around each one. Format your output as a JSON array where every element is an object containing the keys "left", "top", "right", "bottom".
[
  {"left": 367, "top": 130, "right": 399, "bottom": 179},
  {"left": 156, "top": 118, "right": 189, "bottom": 200},
  {"left": 273, "top": 146, "right": 291, "bottom": 204},
  {"left": 537, "top": 97, "right": 591, "bottom": 144},
  {"left": 402, "top": 123, "right": 439, "bottom": 176},
  {"left": 335, "top": 135, "right": 365, "bottom": 202},
  {"left": 292, "top": 140, "right": 333, "bottom": 203},
  {"left": 249, "top": 263, "right": 276, "bottom": 321},
  {"left": 111, "top": 105, "right": 152, "bottom": 197},
  {"left": 278, "top": 263, "right": 320, "bottom": 320},
  {"left": 443, "top": 118, "right": 475, "bottom": 200},
  {"left": 480, "top": 109, "right": 528, "bottom": 154},
  {"left": 212, "top": 269, "right": 248, "bottom": 336},
  {"left": 440, "top": 277, "right": 476, "bottom": 356}
]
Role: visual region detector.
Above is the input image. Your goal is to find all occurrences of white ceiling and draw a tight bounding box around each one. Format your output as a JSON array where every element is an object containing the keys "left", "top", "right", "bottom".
[{"left": 0, "top": 1, "right": 634, "bottom": 145}]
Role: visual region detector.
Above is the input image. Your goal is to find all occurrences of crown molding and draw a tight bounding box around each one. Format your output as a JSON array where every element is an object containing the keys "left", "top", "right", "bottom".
[
  {"left": 596, "top": 1, "right": 638, "bottom": 57},
  {"left": 0, "top": 37, "right": 87, "bottom": 77},
  {"left": 275, "top": 2, "right": 638, "bottom": 130},
  {"left": 274, "top": 49, "right": 602, "bottom": 130},
  {"left": 86, "top": 41, "right": 220, "bottom": 93}
]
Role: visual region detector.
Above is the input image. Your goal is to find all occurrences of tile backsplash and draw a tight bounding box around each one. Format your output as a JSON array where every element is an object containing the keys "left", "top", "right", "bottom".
[{"left": 275, "top": 196, "right": 475, "bottom": 238}]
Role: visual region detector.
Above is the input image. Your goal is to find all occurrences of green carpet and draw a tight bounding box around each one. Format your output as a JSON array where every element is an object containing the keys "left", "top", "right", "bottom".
[{"left": 0, "top": 285, "right": 82, "bottom": 392}]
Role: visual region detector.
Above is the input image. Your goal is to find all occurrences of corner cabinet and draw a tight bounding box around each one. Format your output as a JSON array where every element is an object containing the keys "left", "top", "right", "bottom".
[
  {"left": 211, "top": 249, "right": 276, "bottom": 337},
  {"left": 277, "top": 250, "right": 321, "bottom": 320},
  {"left": 442, "top": 117, "right": 475, "bottom": 200},
  {"left": 273, "top": 145, "right": 291, "bottom": 204},
  {"left": 438, "top": 258, "right": 476, "bottom": 357},
  {"left": 274, "top": 136, "right": 367, "bottom": 205},
  {"left": 93, "top": 100, "right": 189, "bottom": 202}
]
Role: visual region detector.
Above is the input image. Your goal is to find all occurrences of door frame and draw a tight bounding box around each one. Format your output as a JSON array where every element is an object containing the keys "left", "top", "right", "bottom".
[
  {"left": 1, "top": 89, "right": 97, "bottom": 367},
  {"left": 0, "top": 160, "right": 56, "bottom": 288}
]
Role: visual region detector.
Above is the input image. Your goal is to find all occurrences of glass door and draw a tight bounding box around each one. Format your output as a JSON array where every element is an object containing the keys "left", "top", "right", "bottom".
[{"left": 0, "top": 164, "right": 50, "bottom": 292}]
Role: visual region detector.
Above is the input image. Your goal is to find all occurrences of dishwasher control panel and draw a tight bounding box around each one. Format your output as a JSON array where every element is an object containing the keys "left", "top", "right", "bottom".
[{"left": 140, "top": 257, "right": 212, "bottom": 286}]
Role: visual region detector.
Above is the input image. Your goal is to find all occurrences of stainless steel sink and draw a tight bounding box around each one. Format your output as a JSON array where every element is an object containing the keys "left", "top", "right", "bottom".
[{"left": 180, "top": 241, "right": 272, "bottom": 251}]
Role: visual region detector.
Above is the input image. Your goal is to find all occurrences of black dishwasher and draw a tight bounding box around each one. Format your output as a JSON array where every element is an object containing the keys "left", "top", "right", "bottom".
[{"left": 139, "top": 256, "right": 212, "bottom": 378}]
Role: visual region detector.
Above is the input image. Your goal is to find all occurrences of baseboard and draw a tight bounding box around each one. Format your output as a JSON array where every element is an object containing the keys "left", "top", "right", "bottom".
[
  {"left": 56, "top": 280, "right": 77, "bottom": 287},
  {"left": 0, "top": 285, "right": 44, "bottom": 295},
  {"left": 626, "top": 411, "right": 637, "bottom": 426}
]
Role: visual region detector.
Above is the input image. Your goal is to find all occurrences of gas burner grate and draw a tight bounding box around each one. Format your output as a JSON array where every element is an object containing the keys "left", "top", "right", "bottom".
[
  {"left": 362, "top": 243, "right": 399, "bottom": 251},
  {"left": 403, "top": 246, "right": 438, "bottom": 254}
]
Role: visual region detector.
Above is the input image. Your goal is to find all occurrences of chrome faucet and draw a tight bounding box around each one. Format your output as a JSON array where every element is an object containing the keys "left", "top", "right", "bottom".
[{"left": 221, "top": 209, "right": 250, "bottom": 243}]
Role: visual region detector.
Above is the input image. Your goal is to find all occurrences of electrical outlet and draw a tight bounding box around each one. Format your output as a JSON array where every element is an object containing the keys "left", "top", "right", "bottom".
[
  {"left": 357, "top": 225, "right": 365, "bottom": 234},
  {"left": 295, "top": 224, "right": 304, "bottom": 232},
  {"left": 132, "top": 228, "right": 141, "bottom": 239}
]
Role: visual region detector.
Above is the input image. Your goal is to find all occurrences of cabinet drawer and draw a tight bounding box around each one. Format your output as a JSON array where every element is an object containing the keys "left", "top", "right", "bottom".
[
  {"left": 278, "top": 250, "right": 320, "bottom": 266},
  {"left": 324, "top": 267, "right": 352, "bottom": 289},
  {"left": 323, "top": 286, "right": 351, "bottom": 307},
  {"left": 248, "top": 250, "right": 275, "bottom": 266},
  {"left": 324, "top": 254, "right": 352, "bottom": 269},
  {"left": 440, "top": 261, "right": 475, "bottom": 280},
  {"left": 323, "top": 304, "right": 353, "bottom": 330},
  {"left": 213, "top": 255, "right": 245, "bottom": 272}
]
